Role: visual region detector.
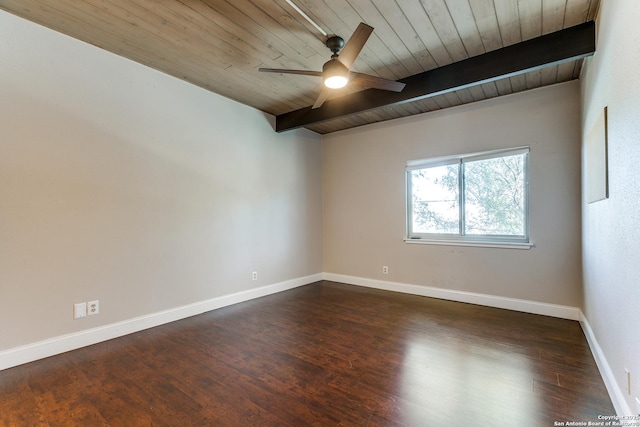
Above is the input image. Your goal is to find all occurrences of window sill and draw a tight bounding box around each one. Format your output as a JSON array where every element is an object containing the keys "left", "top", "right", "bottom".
[{"left": 404, "top": 238, "right": 534, "bottom": 250}]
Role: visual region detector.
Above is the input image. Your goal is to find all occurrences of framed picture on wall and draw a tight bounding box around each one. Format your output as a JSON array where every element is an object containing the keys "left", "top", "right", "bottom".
[{"left": 586, "top": 106, "right": 609, "bottom": 203}]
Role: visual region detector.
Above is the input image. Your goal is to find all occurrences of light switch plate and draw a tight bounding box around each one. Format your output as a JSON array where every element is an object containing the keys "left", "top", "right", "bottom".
[{"left": 74, "top": 302, "right": 87, "bottom": 319}]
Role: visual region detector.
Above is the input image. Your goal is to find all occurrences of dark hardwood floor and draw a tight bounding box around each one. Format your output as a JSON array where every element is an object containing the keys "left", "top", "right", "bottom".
[{"left": 0, "top": 281, "right": 614, "bottom": 426}]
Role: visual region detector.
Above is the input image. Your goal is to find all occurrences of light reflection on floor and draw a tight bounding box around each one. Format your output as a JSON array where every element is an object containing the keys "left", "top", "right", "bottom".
[{"left": 399, "top": 332, "right": 542, "bottom": 426}]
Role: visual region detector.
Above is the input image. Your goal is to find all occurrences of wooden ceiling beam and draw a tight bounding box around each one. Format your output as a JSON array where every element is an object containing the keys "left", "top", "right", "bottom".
[{"left": 275, "top": 21, "right": 596, "bottom": 132}]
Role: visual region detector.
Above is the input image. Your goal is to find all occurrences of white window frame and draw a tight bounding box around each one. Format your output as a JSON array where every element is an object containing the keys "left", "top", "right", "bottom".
[{"left": 405, "top": 147, "right": 532, "bottom": 249}]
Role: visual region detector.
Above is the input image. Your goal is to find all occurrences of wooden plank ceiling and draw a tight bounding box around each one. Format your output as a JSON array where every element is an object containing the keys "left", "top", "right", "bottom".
[{"left": 0, "top": 0, "right": 599, "bottom": 134}]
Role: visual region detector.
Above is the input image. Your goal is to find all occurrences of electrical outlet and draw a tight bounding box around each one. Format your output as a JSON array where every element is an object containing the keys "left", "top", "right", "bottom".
[
  {"left": 74, "top": 302, "right": 87, "bottom": 319},
  {"left": 252, "top": 271, "right": 258, "bottom": 281},
  {"left": 382, "top": 266, "right": 389, "bottom": 275},
  {"left": 88, "top": 300, "right": 99, "bottom": 316}
]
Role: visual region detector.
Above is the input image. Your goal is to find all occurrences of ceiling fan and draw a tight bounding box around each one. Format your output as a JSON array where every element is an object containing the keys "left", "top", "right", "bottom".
[{"left": 259, "top": 23, "right": 406, "bottom": 109}]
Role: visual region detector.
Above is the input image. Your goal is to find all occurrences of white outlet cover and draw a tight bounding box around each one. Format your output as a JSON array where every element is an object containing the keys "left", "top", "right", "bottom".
[
  {"left": 74, "top": 302, "right": 87, "bottom": 319},
  {"left": 88, "top": 300, "right": 99, "bottom": 315}
]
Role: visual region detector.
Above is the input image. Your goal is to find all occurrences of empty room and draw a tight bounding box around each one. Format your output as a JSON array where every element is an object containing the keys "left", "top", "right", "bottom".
[{"left": 1, "top": 0, "right": 638, "bottom": 425}]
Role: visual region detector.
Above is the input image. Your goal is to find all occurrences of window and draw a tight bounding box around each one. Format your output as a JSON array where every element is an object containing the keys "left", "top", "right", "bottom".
[{"left": 406, "top": 147, "right": 530, "bottom": 248}]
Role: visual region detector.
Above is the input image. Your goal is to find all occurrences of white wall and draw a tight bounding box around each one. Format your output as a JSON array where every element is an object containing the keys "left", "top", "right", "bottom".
[
  {"left": 0, "top": 11, "right": 322, "bottom": 352},
  {"left": 323, "top": 82, "right": 583, "bottom": 308},
  {"left": 580, "top": 0, "right": 640, "bottom": 415}
]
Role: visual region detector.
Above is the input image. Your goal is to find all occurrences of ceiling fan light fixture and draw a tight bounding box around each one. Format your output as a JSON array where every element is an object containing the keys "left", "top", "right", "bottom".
[
  {"left": 324, "top": 75, "right": 348, "bottom": 89},
  {"left": 323, "top": 59, "right": 349, "bottom": 89}
]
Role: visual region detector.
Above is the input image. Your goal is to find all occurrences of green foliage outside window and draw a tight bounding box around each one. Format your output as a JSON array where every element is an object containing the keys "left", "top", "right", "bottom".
[{"left": 408, "top": 149, "right": 528, "bottom": 242}]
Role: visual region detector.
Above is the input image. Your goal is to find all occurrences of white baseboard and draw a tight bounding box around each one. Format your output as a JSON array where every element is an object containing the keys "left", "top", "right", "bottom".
[
  {"left": 323, "top": 273, "right": 581, "bottom": 320},
  {"left": 579, "top": 313, "right": 633, "bottom": 416},
  {"left": 0, "top": 273, "right": 322, "bottom": 371}
]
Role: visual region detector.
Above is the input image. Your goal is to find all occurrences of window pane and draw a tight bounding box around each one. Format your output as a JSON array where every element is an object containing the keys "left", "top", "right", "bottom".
[
  {"left": 410, "top": 164, "right": 459, "bottom": 234},
  {"left": 464, "top": 154, "right": 526, "bottom": 236}
]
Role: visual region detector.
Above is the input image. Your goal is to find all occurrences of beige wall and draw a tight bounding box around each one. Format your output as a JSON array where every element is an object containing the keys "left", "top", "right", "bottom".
[
  {"left": 0, "top": 11, "right": 323, "bottom": 351},
  {"left": 580, "top": 0, "right": 640, "bottom": 414},
  {"left": 323, "top": 82, "right": 583, "bottom": 306}
]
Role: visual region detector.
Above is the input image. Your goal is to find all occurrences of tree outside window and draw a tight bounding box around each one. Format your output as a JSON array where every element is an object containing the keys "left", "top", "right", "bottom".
[{"left": 407, "top": 148, "right": 529, "bottom": 244}]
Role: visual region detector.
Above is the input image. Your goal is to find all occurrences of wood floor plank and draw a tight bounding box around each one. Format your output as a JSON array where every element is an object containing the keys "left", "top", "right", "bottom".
[{"left": 0, "top": 281, "right": 614, "bottom": 426}]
